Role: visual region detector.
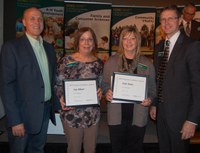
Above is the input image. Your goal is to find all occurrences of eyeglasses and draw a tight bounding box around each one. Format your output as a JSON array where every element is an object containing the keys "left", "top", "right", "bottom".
[
  {"left": 160, "top": 17, "right": 178, "bottom": 23},
  {"left": 79, "top": 38, "right": 93, "bottom": 43},
  {"left": 184, "top": 11, "right": 195, "bottom": 16}
]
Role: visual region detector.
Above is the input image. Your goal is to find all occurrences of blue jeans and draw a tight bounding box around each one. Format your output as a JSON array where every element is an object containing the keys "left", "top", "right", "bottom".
[{"left": 7, "top": 103, "right": 51, "bottom": 153}]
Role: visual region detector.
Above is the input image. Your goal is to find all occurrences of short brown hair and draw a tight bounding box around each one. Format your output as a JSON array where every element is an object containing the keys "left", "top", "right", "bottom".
[
  {"left": 73, "top": 27, "right": 98, "bottom": 52},
  {"left": 160, "top": 5, "right": 181, "bottom": 18}
]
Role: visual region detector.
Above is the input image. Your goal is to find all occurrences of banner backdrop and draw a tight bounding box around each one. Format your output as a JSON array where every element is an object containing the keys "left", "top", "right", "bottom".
[
  {"left": 16, "top": 1, "right": 64, "bottom": 62},
  {"left": 111, "top": 5, "right": 156, "bottom": 56},
  {"left": 64, "top": 1, "right": 111, "bottom": 63}
]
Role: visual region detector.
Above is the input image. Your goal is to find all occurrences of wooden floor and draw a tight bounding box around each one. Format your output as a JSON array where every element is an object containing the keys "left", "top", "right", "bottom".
[
  {"left": 1, "top": 112, "right": 200, "bottom": 153},
  {"left": 0, "top": 143, "right": 160, "bottom": 153},
  {"left": 191, "top": 131, "right": 200, "bottom": 144}
]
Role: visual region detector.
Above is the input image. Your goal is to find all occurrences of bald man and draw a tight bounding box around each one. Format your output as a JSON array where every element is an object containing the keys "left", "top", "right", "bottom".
[
  {"left": 180, "top": 3, "right": 200, "bottom": 41},
  {"left": 0, "top": 7, "right": 58, "bottom": 153}
]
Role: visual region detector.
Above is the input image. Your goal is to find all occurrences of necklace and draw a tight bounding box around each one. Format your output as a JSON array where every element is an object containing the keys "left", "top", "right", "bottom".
[{"left": 122, "top": 54, "right": 139, "bottom": 74}]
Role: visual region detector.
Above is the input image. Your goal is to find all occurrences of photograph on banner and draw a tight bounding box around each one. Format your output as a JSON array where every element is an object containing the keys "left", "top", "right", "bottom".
[
  {"left": 111, "top": 6, "right": 156, "bottom": 56},
  {"left": 16, "top": 1, "right": 64, "bottom": 62},
  {"left": 64, "top": 1, "right": 111, "bottom": 62}
]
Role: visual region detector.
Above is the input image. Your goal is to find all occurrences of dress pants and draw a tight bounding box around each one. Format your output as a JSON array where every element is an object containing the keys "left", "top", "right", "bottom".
[
  {"left": 157, "top": 103, "right": 190, "bottom": 153},
  {"left": 7, "top": 102, "right": 51, "bottom": 153},
  {"left": 109, "top": 121, "right": 146, "bottom": 153},
  {"left": 61, "top": 119, "right": 99, "bottom": 153}
]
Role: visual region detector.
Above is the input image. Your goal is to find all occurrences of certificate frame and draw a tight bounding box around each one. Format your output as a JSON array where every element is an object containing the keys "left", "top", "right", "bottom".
[
  {"left": 63, "top": 78, "right": 99, "bottom": 107},
  {"left": 112, "top": 72, "right": 148, "bottom": 104}
]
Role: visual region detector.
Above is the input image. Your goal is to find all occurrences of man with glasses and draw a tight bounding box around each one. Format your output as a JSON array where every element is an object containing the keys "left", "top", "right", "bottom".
[
  {"left": 180, "top": 3, "right": 200, "bottom": 40},
  {"left": 150, "top": 5, "right": 200, "bottom": 153}
]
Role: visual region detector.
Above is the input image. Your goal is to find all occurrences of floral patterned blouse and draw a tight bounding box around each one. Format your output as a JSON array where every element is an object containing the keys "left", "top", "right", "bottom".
[{"left": 56, "top": 55, "right": 103, "bottom": 128}]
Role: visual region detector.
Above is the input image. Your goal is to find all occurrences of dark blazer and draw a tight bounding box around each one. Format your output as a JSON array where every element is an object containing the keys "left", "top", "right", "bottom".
[
  {"left": 154, "top": 33, "right": 200, "bottom": 131},
  {"left": 0, "top": 35, "right": 57, "bottom": 134},
  {"left": 180, "top": 20, "right": 200, "bottom": 41}
]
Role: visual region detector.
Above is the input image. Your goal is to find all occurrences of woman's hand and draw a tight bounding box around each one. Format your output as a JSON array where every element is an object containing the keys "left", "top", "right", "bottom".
[
  {"left": 141, "top": 98, "right": 152, "bottom": 107},
  {"left": 60, "top": 96, "right": 74, "bottom": 111},
  {"left": 105, "top": 89, "right": 113, "bottom": 102},
  {"left": 97, "top": 88, "right": 103, "bottom": 100}
]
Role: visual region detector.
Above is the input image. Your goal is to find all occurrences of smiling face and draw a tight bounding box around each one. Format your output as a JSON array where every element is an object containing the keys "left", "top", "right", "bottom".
[
  {"left": 78, "top": 31, "right": 94, "bottom": 54},
  {"left": 22, "top": 8, "right": 44, "bottom": 40},
  {"left": 160, "top": 9, "right": 181, "bottom": 39},
  {"left": 122, "top": 32, "right": 137, "bottom": 53}
]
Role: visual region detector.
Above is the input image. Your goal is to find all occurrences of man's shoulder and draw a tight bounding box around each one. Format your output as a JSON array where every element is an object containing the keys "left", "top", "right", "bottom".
[
  {"left": 1, "top": 35, "right": 28, "bottom": 51},
  {"left": 155, "top": 39, "right": 165, "bottom": 50},
  {"left": 192, "top": 19, "right": 200, "bottom": 24},
  {"left": 192, "top": 20, "right": 200, "bottom": 28},
  {"left": 43, "top": 40, "right": 54, "bottom": 50}
]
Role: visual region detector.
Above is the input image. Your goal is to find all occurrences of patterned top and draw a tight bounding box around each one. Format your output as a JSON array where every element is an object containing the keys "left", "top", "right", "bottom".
[{"left": 56, "top": 55, "right": 103, "bottom": 128}]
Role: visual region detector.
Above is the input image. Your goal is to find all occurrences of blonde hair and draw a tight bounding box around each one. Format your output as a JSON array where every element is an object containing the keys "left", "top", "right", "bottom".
[{"left": 118, "top": 26, "right": 141, "bottom": 57}]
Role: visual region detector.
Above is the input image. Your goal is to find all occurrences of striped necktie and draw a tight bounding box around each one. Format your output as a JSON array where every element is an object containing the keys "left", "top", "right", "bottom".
[
  {"left": 185, "top": 22, "right": 190, "bottom": 36},
  {"left": 157, "top": 40, "right": 170, "bottom": 103}
]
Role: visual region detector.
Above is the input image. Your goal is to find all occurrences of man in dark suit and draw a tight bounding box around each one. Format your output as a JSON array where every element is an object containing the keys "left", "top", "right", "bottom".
[
  {"left": 0, "top": 7, "right": 59, "bottom": 153},
  {"left": 180, "top": 3, "right": 200, "bottom": 41},
  {"left": 150, "top": 5, "right": 200, "bottom": 153}
]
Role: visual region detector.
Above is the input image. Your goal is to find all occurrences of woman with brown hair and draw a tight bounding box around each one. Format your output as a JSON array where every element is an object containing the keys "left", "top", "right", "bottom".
[{"left": 56, "top": 27, "right": 103, "bottom": 153}]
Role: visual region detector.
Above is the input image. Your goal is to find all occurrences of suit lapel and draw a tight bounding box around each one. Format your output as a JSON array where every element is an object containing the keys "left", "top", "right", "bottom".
[
  {"left": 166, "top": 34, "right": 184, "bottom": 73},
  {"left": 23, "top": 36, "right": 42, "bottom": 75},
  {"left": 23, "top": 35, "right": 52, "bottom": 84},
  {"left": 179, "top": 23, "right": 185, "bottom": 35},
  {"left": 190, "top": 20, "right": 199, "bottom": 39}
]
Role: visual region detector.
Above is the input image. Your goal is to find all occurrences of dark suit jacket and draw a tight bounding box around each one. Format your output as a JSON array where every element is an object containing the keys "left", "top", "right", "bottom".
[
  {"left": 154, "top": 33, "right": 200, "bottom": 131},
  {"left": 180, "top": 20, "right": 200, "bottom": 41},
  {"left": 0, "top": 35, "right": 58, "bottom": 134}
]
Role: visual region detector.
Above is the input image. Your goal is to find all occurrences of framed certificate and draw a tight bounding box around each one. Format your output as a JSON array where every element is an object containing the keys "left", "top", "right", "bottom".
[
  {"left": 63, "top": 78, "right": 99, "bottom": 106},
  {"left": 112, "top": 72, "right": 148, "bottom": 103}
]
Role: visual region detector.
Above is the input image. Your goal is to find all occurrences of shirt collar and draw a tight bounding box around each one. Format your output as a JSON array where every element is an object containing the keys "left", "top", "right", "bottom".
[
  {"left": 166, "top": 31, "right": 180, "bottom": 56},
  {"left": 167, "top": 31, "right": 180, "bottom": 43},
  {"left": 182, "top": 19, "right": 190, "bottom": 26},
  {"left": 26, "top": 33, "right": 43, "bottom": 47}
]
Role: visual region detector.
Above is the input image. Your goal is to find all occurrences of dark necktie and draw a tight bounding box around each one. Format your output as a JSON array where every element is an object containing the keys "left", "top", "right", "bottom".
[
  {"left": 157, "top": 40, "right": 170, "bottom": 103},
  {"left": 186, "top": 22, "right": 190, "bottom": 36}
]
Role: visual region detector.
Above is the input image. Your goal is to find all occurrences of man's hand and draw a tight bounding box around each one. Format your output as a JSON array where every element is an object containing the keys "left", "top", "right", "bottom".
[
  {"left": 181, "top": 120, "right": 196, "bottom": 140},
  {"left": 12, "top": 123, "right": 25, "bottom": 137},
  {"left": 149, "top": 106, "right": 156, "bottom": 120}
]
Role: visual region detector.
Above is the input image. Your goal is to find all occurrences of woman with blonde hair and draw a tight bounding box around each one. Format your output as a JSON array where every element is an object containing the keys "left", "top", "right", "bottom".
[{"left": 102, "top": 26, "right": 156, "bottom": 153}]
